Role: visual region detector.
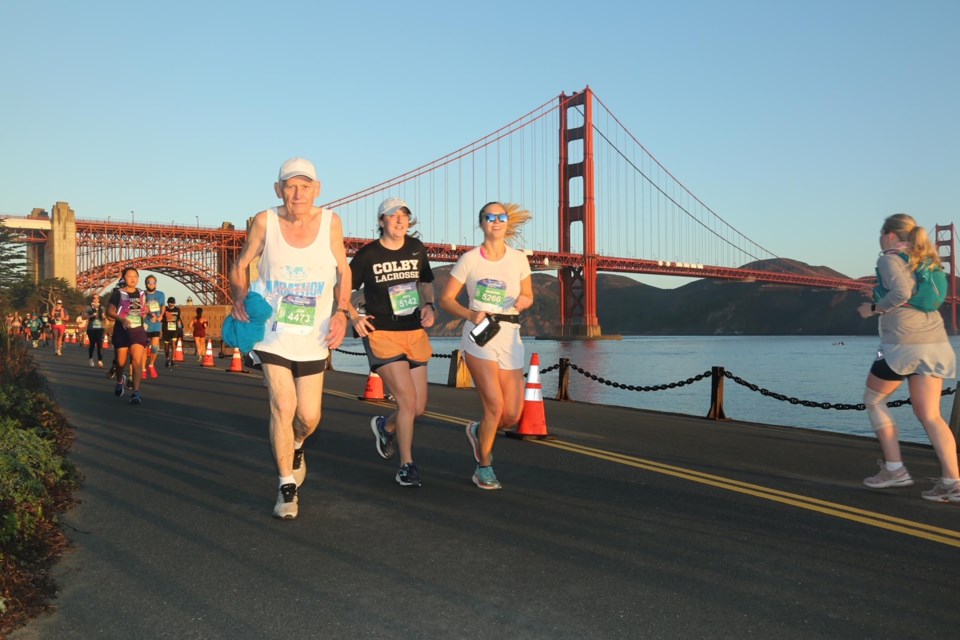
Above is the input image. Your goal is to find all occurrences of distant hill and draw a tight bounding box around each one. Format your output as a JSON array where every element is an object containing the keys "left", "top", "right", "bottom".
[{"left": 420, "top": 258, "right": 926, "bottom": 336}]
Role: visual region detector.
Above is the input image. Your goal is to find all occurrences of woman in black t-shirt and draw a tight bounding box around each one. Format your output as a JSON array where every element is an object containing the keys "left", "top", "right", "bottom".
[{"left": 347, "top": 198, "right": 435, "bottom": 488}]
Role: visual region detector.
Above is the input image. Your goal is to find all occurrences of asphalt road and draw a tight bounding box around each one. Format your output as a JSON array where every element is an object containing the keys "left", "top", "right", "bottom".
[{"left": 11, "top": 346, "right": 960, "bottom": 639}]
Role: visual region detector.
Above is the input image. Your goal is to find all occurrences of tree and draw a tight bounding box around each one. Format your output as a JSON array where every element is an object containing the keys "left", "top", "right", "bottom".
[{"left": 0, "top": 225, "right": 26, "bottom": 308}]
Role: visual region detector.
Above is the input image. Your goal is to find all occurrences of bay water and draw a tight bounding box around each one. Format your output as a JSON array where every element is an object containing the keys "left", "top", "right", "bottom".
[{"left": 333, "top": 335, "right": 960, "bottom": 445}]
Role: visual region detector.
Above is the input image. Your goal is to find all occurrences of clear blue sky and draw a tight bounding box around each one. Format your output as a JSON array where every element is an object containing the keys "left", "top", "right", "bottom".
[{"left": 2, "top": 0, "right": 957, "bottom": 293}]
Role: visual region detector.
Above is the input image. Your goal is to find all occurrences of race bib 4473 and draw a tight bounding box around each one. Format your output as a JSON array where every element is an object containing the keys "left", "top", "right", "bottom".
[{"left": 275, "top": 294, "right": 317, "bottom": 335}]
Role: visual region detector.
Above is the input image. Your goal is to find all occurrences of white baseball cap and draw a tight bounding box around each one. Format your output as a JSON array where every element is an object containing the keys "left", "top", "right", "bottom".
[
  {"left": 278, "top": 157, "right": 317, "bottom": 182},
  {"left": 377, "top": 197, "right": 411, "bottom": 219}
]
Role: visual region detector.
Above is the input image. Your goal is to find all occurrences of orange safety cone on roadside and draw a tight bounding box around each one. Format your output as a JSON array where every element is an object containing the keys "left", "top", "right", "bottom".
[
  {"left": 102, "top": 334, "right": 110, "bottom": 350},
  {"left": 226, "top": 348, "right": 245, "bottom": 373},
  {"left": 83, "top": 333, "right": 90, "bottom": 346},
  {"left": 173, "top": 338, "right": 185, "bottom": 362},
  {"left": 202, "top": 342, "right": 215, "bottom": 367},
  {"left": 359, "top": 371, "right": 385, "bottom": 400},
  {"left": 507, "top": 353, "right": 553, "bottom": 440}
]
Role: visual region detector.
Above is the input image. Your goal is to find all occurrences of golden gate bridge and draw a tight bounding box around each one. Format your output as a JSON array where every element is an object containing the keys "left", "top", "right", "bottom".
[{"left": 3, "top": 87, "right": 958, "bottom": 334}]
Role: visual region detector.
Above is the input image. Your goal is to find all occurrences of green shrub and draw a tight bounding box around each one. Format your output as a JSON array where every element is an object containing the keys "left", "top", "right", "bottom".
[
  {"left": 0, "top": 329, "right": 78, "bottom": 635},
  {"left": 0, "top": 417, "right": 70, "bottom": 554}
]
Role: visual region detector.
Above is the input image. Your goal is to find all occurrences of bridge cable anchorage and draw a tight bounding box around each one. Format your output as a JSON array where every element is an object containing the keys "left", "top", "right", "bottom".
[{"left": 722, "top": 369, "right": 955, "bottom": 410}]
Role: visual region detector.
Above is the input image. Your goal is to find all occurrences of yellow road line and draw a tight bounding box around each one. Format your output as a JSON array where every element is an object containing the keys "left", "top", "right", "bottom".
[
  {"left": 326, "top": 387, "right": 960, "bottom": 547},
  {"left": 536, "top": 439, "right": 960, "bottom": 548}
]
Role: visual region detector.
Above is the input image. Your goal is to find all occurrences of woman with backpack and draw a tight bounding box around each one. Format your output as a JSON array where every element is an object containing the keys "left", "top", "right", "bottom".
[{"left": 857, "top": 213, "right": 959, "bottom": 502}]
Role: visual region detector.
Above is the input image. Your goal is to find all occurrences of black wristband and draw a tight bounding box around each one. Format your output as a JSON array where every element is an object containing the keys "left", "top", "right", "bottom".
[{"left": 424, "top": 302, "right": 435, "bottom": 309}]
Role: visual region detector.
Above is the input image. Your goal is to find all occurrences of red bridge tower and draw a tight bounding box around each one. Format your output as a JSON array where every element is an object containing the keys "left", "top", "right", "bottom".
[
  {"left": 557, "top": 87, "right": 603, "bottom": 338},
  {"left": 935, "top": 223, "right": 958, "bottom": 334}
]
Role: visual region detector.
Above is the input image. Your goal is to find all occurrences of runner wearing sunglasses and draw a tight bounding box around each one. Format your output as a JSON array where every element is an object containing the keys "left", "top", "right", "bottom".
[{"left": 439, "top": 201, "right": 533, "bottom": 490}]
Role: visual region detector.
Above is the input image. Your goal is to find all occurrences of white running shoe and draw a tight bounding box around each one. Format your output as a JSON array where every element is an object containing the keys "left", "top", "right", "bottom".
[
  {"left": 273, "top": 483, "right": 298, "bottom": 519},
  {"left": 863, "top": 460, "right": 914, "bottom": 489}
]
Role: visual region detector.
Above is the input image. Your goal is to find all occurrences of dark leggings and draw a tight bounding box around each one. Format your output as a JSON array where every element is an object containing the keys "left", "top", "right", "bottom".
[{"left": 87, "top": 329, "right": 104, "bottom": 360}]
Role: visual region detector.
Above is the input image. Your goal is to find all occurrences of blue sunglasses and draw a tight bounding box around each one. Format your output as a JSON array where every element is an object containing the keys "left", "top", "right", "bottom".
[{"left": 482, "top": 213, "right": 508, "bottom": 223}]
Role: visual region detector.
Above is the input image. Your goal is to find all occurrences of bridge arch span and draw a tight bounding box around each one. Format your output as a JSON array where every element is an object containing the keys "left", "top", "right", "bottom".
[{"left": 78, "top": 257, "right": 228, "bottom": 304}]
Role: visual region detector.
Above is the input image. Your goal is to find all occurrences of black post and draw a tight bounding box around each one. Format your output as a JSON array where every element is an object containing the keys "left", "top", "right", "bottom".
[
  {"left": 706, "top": 366, "right": 727, "bottom": 420},
  {"left": 949, "top": 381, "right": 960, "bottom": 449},
  {"left": 447, "top": 350, "right": 460, "bottom": 387},
  {"left": 556, "top": 357, "right": 571, "bottom": 401}
]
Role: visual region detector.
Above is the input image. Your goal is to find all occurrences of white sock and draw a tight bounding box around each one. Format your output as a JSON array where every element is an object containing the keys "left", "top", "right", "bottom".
[
  {"left": 294, "top": 440, "right": 303, "bottom": 450},
  {"left": 942, "top": 478, "right": 960, "bottom": 486},
  {"left": 885, "top": 461, "right": 904, "bottom": 471},
  {"left": 279, "top": 475, "right": 296, "bottom": 487}
]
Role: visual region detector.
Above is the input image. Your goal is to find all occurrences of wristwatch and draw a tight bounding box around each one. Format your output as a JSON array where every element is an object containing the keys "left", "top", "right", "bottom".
[
  {"left": 423, "top": 302, "right": 435, "bottom": 310},
  {"left": 338, "top": 308, "right": 351, "bottom": 319}
]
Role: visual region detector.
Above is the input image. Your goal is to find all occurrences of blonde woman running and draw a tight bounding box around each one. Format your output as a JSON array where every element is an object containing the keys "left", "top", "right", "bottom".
[
  {"left": 440, "top": 202, "right": 533, "bottom": 490},
  {"left": 858, "top": 213, "right": 959, "bottom": 502}
]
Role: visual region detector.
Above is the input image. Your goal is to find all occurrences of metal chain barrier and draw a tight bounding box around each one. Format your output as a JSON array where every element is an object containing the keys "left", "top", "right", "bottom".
[
  {"left": 567, "top": 363, "right": 712, "bottom": 391},
  {"left": 334, "top": 347, "right": 452, "bottom": 359},
  {"left": 333, "top": 347, "right": 366, "bottom": 357},
  {"left": 333, "top": 347, "right": 954, "bottom": 412},
  {"left": 722, "top": 369, "right": 955, "bottom": 410},
  {"left": 524, "top": 363, "right": 559, "bottom": 378}
]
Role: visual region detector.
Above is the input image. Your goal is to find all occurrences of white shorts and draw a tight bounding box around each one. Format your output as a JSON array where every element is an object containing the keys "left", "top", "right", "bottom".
[{"left": 460, "top": 320, "right": 524, "bottom": 370}]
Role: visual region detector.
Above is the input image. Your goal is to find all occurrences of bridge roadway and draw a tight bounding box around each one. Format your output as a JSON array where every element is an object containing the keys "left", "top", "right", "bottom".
[{"left": 13, "top": 347, "right": 960, "bottom": 639}]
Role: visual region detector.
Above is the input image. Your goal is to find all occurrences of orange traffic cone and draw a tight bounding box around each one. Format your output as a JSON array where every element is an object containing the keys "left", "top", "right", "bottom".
[
  {"left": 83, "top": 333, "right": 90, "bottom": 346},
  {"left": 359, "top": 371, "right": 385, "bottom": 400},
  {"left": 102, "top": 334, "right": 110, "bottom": 350},
  {"left": 507, "top": 353, "right": 553, "bottom": 440},
  {"left": 202, "top": 341, "right": 215, "bottom": 367},
  {"left": 226, "top": 348, "right": 245, "bottom": 373},
  {"left": 173, "top": 338, "right": 185, "bottom": 362}
]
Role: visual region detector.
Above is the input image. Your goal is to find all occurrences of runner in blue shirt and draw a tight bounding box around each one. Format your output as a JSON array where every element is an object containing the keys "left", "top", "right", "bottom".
[{"left": 142, "top": 276, "right": 166, "bottom": 379}]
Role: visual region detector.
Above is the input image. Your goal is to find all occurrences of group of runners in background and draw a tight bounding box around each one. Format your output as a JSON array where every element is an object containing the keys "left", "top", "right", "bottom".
[{"left": 5, "top": 303, "right": 68, "bottom": 354}]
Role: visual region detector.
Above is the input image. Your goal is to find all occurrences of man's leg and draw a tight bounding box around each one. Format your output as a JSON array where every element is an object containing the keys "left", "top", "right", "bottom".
[
  {"left": 262, "top": 364, "right": 324, "bottom": 519},
  {"left": 148, "top": 336, "right": 160, "bottom": 371},
  {"left": 262, "top": 363, "right": 300, "bottom": 478}
]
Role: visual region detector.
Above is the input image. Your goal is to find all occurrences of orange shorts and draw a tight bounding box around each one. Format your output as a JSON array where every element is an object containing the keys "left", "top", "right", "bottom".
[{"left": 364, "top": 329, "right": 432, "bottom": 369}]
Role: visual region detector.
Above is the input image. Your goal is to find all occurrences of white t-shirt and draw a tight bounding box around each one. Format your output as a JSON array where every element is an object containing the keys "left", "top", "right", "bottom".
[{"left": 449, "top": 246, "right": 532, "bottom": 314}]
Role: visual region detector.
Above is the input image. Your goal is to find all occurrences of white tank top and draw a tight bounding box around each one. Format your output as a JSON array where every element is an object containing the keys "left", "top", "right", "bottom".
[{"left": 251, "top": 207, "right": 337, "bottom": 361}]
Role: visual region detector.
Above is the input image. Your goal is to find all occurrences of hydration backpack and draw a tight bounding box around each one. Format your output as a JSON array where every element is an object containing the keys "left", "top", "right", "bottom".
[{"left": 874, "top": 253, "right": 947, "bottom": 312}]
